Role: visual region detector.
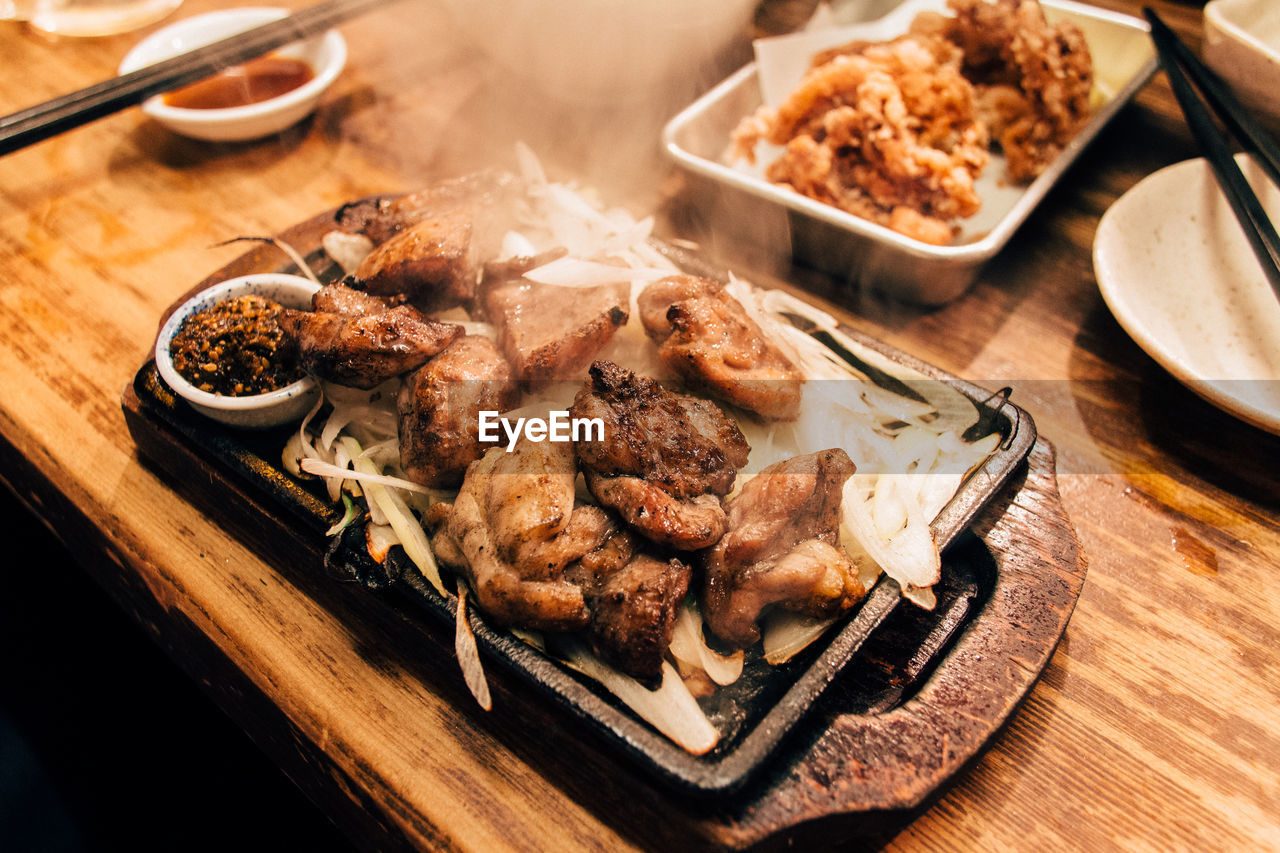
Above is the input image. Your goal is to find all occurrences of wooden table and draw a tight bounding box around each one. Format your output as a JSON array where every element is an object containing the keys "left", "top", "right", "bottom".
[{"left": 2, "top": 0, "right": 1278, "bottom": 849}]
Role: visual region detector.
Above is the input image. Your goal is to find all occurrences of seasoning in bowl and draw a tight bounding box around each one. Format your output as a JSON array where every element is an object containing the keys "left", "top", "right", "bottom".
[
  {"left": 162, "top": 54, "right": 316, "bottom": 111},
  {"left": 154, "top": 273, "right": 321, "bottom": 429},
  {"left": 169, "top": 293, "right": 302, "bottom": 396}
]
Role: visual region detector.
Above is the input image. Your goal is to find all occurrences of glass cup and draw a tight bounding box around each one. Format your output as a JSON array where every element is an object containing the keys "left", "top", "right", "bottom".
[{"left": 1, "top": 0, "right": 183, "bottom": 37}]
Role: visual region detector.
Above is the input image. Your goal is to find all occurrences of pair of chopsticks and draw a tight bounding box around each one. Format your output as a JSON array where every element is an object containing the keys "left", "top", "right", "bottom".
[
  {"left": 0, "top": 0, "right": 399, "bottom": 158},
  {"left": 1144, "top": 8, "right": 1280, "bottom": 299}
]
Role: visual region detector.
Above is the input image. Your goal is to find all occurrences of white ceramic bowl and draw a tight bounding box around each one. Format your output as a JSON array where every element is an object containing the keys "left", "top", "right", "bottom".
[
  {"left": 118, "top": 7, "right": 346, "bottom": 142},
  {"left": 1204, "top": 0, "right": 1280, "bottom": 129},
  {"left": 155, "top": 273, "right": 321, "bottom": 429}
]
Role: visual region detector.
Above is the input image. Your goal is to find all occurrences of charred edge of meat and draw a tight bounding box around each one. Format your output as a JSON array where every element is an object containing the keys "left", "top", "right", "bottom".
[
  {"left": 583, "top": 553, "right": 692, "bottom": 685},
  {"left": 573, "top": 360, "right": 750, "bottom": 498},
  {"left": 324, "top": 518, "right": 405, "bottom": 589},
  {"left": 334, "top": 197, "right": 396, "bottom": 238}
]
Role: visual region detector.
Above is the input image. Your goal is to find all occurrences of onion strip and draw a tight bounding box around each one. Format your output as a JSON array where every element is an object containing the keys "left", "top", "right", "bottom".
[
  {"left": 559, "top": 640, "right": 719, "bottom": 755},
  {"left": 337, "top": 437, "right": 445, "bottom": 596},
  {"left": 300, "top": 457, "right": 434, "bottom": 495},
  {"left": 455, "top": 584, "right": 493, "bottom": 711}
]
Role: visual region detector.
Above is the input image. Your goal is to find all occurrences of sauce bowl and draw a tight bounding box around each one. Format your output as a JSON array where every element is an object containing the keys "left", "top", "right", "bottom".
[
  {"left": 155, "top": 273, "right": 321, "bottom": 429},
  {"left": 118, "top": 6, "right": 347, "bottom": 142}
]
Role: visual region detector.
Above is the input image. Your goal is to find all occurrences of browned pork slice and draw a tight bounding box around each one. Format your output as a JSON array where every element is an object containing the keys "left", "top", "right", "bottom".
[
  {"left": 638, "top": 274, "right": 803, "bottom": 421},
  {"left": 334, "top": 169, "right": 522, "bottom": 246},
  {"left": 311, "top": 281, "right": 398, "bottom": 315},
  {"left": 570, "top": 360, "right": 750, "bottom": 550},
  {"left": 354, "top": 209, "right": 475, "bottom": 313},
  {"left": 280, "top": 305, "right": 461, "bottom": 389},
  {"left": 703, "top": 448, "right": 866, "bottom": 648},
  {"left": 431, "top": 439, "right": 613, "bottom": 633},
  {"left": 485, "top": 280, "right": 629, "bottom": 385},
  {"left": 397, "top": 335, "right": 520, "bottom": 488}
]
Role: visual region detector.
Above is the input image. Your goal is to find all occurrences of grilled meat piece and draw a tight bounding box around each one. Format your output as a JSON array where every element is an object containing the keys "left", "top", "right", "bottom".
[
  {"left": 570, "top": 360, "right": 749, "bottom": 549},
  {"left": 587, "top": 553, "right": 690, "bottom": 682},
  {"left": 334, "top": 169, "right": 521, "bottom": 246},
  {"left": 397, "top": 335, "right": 520, "bottom": 488},
  {"left": 280, "top": 305, "right": 461, "bottom": 389},
  {"left": 583, "top": 476, "right": 730, "bottom": 552},
  {"left": 354, "top": 210, "right": 476, "bottom": 313},
  {"left": 311, "top": 282, "right": 398, "bottom": 315},
  {"left": 435, "top": 440, "right": 613, "bottom": 632},
  {"left": 638, "top": 275, "right": 803, "bottom": 421},
  {"left": 703, "top": 448, "right": 865, "bottom": 648},
  {"left": 485, "top": 280, "right": 629, "bottom": 385},
  {"left": 561, "top": 526, "right": 691, "bottom": 682},
  {"left": 474, "top": 247, "right": 569, "bottom": 320}
]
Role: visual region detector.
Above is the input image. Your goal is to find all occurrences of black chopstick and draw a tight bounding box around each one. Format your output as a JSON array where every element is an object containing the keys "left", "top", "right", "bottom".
[
  {"left": 0, "top": 0, "right": 396, "bottom": 157},
  {"left": 1143, "top": 8, "right": 1280, "bottom": 300}
]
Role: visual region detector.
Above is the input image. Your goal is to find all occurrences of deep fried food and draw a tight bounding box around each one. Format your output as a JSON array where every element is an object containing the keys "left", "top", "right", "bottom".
[
  {"left": 734, "top": 33, "right": 989, "bottom": 245},
  {"left": 732, "top": 0, "right": 1093, "bottom": 242},
  {"left": 925, "top": 0, "right": 1093, "bottom": 180}
]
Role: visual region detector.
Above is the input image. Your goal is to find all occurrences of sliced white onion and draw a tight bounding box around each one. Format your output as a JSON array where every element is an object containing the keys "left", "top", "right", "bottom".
[
  {"left": 667, "top": 601, "right": 744, "bottom": 687},
  {"left": 762, "top": 611, "right": 837, "bottom": 665},
  {"left": 842, "top": 476, "right": 940, "bottom": 597},
  {"left": 365, "top": 522, "right": 398, "bottom": 563},
  {"left": 523, "top": 257, "right": 671, "bottom": 288},
  {"left": 337, "top": 437, "right": 445, "bottom": 596},
  {"left": 321, "top": 230, "right": 374, "bottom": 274},
  {"left": 559, "top": 639, "right": 719, "bottom": 756},
  {"left": 300, "top": 457, "right": 433, "bottom": 496},
  {"left": 455, "top": 584, "right": 493, "bottom": 711}
]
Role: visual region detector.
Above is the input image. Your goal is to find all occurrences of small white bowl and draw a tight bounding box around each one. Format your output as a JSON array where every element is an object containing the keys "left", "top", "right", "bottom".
[
  {"left": 119, "top": 7, "right": 346, "bottom": 142},
  {"left": 155, "top": 273, "right": 321, "bottom": 429},
  {"left": 1204, "top": 0, "right": 1280, "bottom": 129}
]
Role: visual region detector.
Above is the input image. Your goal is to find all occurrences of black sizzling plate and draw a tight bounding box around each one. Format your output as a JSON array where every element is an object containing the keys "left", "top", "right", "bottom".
[
  {"left": 129, "top": 304, "right": 1034, "bottom": 797},
  {"left": 129, "top": 225, "right": 1036, "bottom": 795}
]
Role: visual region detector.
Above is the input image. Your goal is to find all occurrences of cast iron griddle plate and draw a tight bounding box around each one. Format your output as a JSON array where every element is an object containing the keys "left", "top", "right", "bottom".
[{"left": 127, "top": 215, "right": 1036, "bottom": 796}]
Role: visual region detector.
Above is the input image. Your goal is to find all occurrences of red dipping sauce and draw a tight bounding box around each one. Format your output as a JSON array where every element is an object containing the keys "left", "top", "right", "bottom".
[{"left": 163, "top": 55, "right": 315, "bottom": 110}]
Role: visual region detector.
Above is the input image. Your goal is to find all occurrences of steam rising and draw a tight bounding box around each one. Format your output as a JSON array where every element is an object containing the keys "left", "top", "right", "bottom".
[{"left": 353, "top": 0, "right": 754, "bottom": 207}]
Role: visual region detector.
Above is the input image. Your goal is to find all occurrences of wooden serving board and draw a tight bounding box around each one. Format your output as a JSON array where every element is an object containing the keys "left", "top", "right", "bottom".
[{"left": 121, "top": 204, "right": 1087, "bottom": 849}]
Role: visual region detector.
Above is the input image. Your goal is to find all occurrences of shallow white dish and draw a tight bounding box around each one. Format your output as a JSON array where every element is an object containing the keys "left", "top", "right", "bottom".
[
  {"left": 118, "top": 7, "right": 346, "bottom": 142},
  {"left": 1093, "top": 154, "right": 1280, "bottom": 434},
  {"left": 1203, "top": 0, "right": 1280, "bottom": 129},
  {"left": 155, "top": 273, "right": 321, "bottom": 429}
]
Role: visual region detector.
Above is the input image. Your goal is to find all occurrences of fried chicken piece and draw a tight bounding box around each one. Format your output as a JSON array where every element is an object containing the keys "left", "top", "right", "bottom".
[
  {"left": 929, "top": 0, "right": 1094, "bottom": 181},
  {"left": 279, "top": 305, "right": 462, "bottom": 389},
  {"left": 397, "top": 335, "right": 520, "bottom": 488},
  {"left": 703, "top": 449, "right": 866, "bottom": 648},
  {"left": 434, "top": 440, "right": 614, "bottom": 632},
  {"left": 733, "top": 34, "right": 989, "bottom": 245},
  {"left": 570, "top": 360, "right": 750, "bottom": 549},
  {"left": 638, "top": 275, "right": 803, "bottom": 421}
]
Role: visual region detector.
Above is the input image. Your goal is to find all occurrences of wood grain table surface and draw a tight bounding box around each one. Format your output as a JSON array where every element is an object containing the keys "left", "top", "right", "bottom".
[{"left": 2, "top": 0, "right": 1277, "bottom": 849}]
